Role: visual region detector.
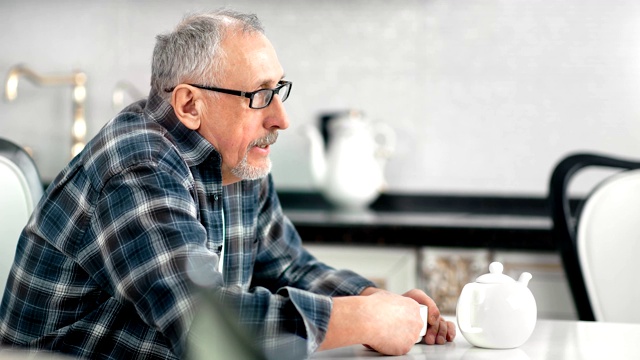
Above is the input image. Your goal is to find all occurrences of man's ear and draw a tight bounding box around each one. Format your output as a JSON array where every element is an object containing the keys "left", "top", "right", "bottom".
[{"left": 171, "top": 85, "right": 202, "bottom": 130}]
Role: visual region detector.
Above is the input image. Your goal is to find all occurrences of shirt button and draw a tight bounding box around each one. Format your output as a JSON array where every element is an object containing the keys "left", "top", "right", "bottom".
[{"left": 214, "top": 194, "right": 219, "bottom": 201}]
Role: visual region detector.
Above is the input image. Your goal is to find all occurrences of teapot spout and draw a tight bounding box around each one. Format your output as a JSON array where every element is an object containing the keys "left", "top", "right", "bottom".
[
  {"left": 518, "top": 272, "right": 532, "bottom": 287},
  {"left": 301, "top": 124, "right": 326, "bottom": 187}
]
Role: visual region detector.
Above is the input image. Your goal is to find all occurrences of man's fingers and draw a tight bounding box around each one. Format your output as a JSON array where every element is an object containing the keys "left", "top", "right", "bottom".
[
  {"left": 436, "top": 318, "right": 448, "bottom": 344},
  {"left": 446, "top": 320, "right": 456, "bottom": 342},
  {"left": 426, "top": 301, "right": 441, "bottom": 325},
  {"left": 424, "top": 317, "right": 457, "bottom": 345},
  {"left": 425, "top": 318, "right": 439, "bottom": 344}
]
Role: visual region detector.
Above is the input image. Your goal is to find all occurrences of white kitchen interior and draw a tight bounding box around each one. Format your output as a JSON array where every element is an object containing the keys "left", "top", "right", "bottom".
[{"left": 3, "top": 0, "right": 639, "bottom": 320}]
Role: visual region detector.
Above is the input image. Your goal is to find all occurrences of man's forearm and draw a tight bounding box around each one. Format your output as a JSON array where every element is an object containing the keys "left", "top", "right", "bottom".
[
  {"left": 318, "top": 287, "right": 382, "bottom": 350},
  {"left": 318, "top": 296, "right": 369, "bottom": 351}
]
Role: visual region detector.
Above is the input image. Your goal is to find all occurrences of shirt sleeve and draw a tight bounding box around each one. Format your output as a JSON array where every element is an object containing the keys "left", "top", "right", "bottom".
[
  {"left": 80, "top": 162, "right": 204, "bottom": 358},
  {"left": 243, "top": 175, "right": 377, "bottom": 354}
]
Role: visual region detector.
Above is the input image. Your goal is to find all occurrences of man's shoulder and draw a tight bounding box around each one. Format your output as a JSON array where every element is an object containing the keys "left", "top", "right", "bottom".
[{"left": 79, "top": 112, "right": 189, "bottom": 189}]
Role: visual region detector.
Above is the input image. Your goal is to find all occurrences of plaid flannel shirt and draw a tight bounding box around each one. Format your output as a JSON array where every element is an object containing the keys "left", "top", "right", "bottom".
[{"left": 0, "top": 90, "right": 375, "bottom": 359}]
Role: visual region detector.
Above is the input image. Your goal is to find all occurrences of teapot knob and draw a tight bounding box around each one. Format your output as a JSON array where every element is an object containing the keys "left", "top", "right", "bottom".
[{"left": 489, "top": 262, "right": 503, "bottom": 274}]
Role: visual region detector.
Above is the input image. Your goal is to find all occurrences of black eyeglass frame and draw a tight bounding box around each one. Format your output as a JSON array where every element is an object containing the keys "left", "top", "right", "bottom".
[{"left": 164, "top": 80, "right": 292, "bottom": 109}]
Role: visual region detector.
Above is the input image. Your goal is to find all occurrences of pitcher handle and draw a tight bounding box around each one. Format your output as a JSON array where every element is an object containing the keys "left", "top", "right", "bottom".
[
  {"left": 372, "top": 122, "right": 396, "bottom": 159},
  {"left": 456, "top": 286, "right": 483, "bottom": 335}
]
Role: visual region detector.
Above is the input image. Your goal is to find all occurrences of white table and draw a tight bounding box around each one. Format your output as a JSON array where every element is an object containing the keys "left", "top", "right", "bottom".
[{"left": 311, "top": 319, "right": 640, "bottom": 359}]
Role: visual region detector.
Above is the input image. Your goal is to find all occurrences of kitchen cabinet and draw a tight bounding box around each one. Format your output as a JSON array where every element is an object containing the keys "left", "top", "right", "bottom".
[
  {"left": 304, "top": 244, "right": 576, "bottom": 319},
  {"left": 283, "top": 192, "right": 577, "bottom": 320},
  {"left": 420, "top": 247, "right": 575, "bottom": 319},
  {"left": 303, "top": 244, "right": 417, "bottom": 294},
  {"left": 280, "top": 192, "right": 554, "bottom": 250}
]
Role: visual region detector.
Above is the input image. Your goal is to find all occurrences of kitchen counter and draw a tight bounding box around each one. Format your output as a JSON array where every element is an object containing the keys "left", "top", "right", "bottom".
[
  {"left": 311, "top": 318, "right": 640, "bottom": 359},
  {"left": 278, "top": 192, "right": 560, "bottom": 250}
]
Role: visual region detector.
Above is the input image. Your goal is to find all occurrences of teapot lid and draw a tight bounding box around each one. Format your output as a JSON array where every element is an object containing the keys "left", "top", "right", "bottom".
[{"left": 475, "top": 262, "right": 515, "bottom": 284}]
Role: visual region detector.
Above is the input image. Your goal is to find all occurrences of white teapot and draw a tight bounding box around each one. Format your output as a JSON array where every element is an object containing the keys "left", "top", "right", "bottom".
[
  {"left": 303, "top": 110, "right": 395, "bottom": 210},
  {"left": 456, "top": 262, "right": 537, "bottom": 349}
]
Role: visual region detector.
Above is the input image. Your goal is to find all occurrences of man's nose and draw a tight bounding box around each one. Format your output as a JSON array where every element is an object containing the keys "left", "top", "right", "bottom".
[{"left": 265, "top": 95, "right": 289, "bottom": 130}]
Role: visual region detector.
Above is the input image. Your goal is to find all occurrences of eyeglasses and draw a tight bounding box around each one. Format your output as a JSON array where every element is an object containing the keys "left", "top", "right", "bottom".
[{"left": 165, "top": 80, "right": 292, "bottom": 109}]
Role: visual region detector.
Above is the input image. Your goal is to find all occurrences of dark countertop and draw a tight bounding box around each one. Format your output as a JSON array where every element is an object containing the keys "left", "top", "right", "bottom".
[{"left": 278, "top": 191, "right": 558, "bottom": 251}]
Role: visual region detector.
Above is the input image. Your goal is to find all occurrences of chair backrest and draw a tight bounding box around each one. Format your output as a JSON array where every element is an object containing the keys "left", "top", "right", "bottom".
[
  {"left": 549, "top": 152, "right": 640, "bottom": 321},
  {"left": 0, "top": 139, "right": 43, "bottom": 297},
  {"left": 577, "top": 169, "right": 640, "bottom": 323}
]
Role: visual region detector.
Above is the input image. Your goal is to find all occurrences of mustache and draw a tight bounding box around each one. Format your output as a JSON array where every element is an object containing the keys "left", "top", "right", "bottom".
[{"left": 250, "top": 131, "right": 278, "bottom": 148}]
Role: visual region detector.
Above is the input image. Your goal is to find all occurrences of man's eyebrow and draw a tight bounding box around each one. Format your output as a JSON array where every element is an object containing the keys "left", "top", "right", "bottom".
[{"left": 254, "top": 74, "right": 286, "bottom": 89}]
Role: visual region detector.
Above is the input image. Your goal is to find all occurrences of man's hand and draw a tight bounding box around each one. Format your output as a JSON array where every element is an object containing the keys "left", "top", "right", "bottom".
[
  {"left": 319, "top": 287, "right": 456, "bottom": 356},
  {"left": 399, "top": 288, "right": 456, "bottom": 345},
  {"left": 357, "top": 289, "right": 428, "bottom": 355},
  {"left": 361, "top": 288, "right": 456, "bottom": 346}
]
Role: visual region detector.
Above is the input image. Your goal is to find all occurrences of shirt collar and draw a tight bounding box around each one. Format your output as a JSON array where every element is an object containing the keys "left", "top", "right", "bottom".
[{"left": 145, "top": 89, "right": 221, "bottom": 168}]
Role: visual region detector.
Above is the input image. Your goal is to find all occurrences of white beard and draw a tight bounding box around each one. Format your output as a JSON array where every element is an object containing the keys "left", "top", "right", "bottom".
[
  {"left": 230, "top": 131, "right": 277, "bottom": 180},
  {"left": 231, "top": 154, "right": 272, "bottom": 180}
]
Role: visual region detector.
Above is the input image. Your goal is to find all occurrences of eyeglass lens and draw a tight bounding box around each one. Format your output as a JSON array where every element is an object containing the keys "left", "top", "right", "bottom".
[{"left": 252, "top": 82, "right": 291, "bottom": 109}]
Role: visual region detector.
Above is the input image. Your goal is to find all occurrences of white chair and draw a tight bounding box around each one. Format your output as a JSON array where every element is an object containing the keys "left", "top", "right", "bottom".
[
  {"left": 549, "top": 153, "right": 640, "bottom": 322},
  {"left": 0, "top": 139, "right": 42, "bottom": 297},
  {"left": 576, "top": 169, "right": 640, "bottom": 323}
]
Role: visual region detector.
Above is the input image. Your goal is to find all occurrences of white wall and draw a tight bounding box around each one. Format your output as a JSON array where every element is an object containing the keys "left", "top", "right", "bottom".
[{"left": 2, "top": 0, "right": 639, "bottom": 196}]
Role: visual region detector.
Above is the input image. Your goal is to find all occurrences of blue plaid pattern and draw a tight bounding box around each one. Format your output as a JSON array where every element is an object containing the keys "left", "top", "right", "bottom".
[{"left": 0, "top": 90, "right": 375, "bottom": 359}]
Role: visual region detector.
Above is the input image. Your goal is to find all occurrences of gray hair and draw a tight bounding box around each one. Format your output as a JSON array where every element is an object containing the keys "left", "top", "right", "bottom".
[{"left": 151, "top": 9, "right": 265, "bottom": 100}]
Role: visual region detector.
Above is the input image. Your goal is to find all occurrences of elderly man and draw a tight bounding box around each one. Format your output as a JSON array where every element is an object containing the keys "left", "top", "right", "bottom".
[{"left": 0, "top": 9, "right": 454, "bottom": 359}]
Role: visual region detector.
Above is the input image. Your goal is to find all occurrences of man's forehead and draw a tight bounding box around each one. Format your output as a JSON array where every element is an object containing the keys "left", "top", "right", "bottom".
[{"left": 221, "top": 32, "right": 284, "bottom": 87}]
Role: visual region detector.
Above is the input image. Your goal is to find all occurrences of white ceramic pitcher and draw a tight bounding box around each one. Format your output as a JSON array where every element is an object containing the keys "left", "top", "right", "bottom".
[{"left": 304, "top": 110, "right": 395, "bottom": 209}]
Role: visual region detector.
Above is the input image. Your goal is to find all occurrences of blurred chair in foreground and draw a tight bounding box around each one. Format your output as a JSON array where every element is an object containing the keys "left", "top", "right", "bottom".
[
  {"left": 549, "top": 153, "right": 640, "bottom": 322},
  {"left": 0, "top": 138, "right": 43, "bottom": 296}
]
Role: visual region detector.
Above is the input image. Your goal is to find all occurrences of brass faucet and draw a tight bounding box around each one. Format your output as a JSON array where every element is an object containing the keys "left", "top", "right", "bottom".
[
  {"left": 4, "top": 64, "right": 88, "bottom": 157},
  {"left": 112, "top": 80, "right": 144, "bottom": 111}
]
